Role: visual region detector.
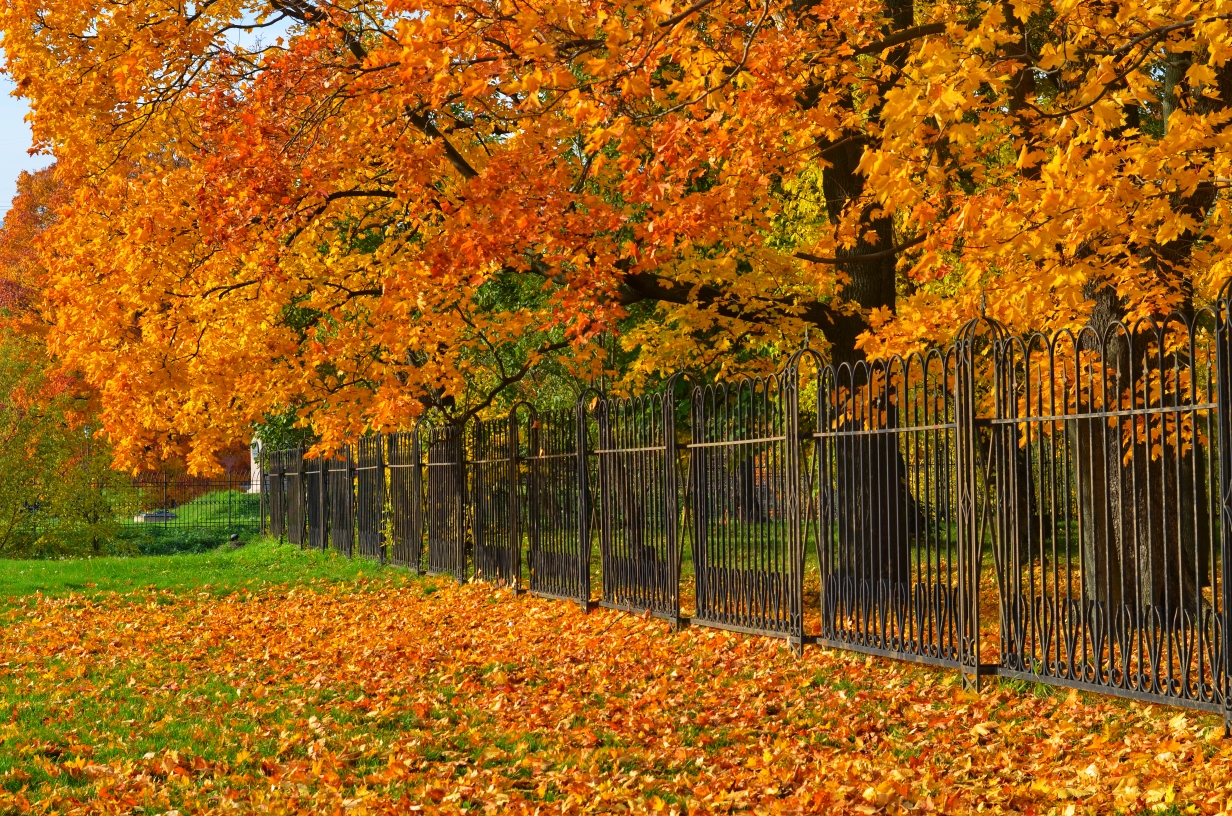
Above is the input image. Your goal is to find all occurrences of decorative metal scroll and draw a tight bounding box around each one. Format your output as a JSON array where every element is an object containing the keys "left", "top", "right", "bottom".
[
  {"left": 386, "top": 430, "right": 424, "bottom": 571},
  {"left": 304, "top": 453, "right": 328, "bottom": 551},
  {"left": 522, "top": 407, "right": 590, "bottom": 607},
  {"left": 426, "top": 424, "right": 467, "bottom": 582},
  {"left": 355, "top": 437, "right": 385, "bottom": 562},
  {"left": 591, "top": 377, "right": 683, "bottom": 623},
  {"left": 993, "top": 311, "right": 1227, "bottom": 715},
  {"left": 811, "top": 343, "right": 978, "bottom": 676},
  {"left": 690, "top": 373, "right": 803, "bottom": 647},
  {"left": 285, "top": 447, "right": 307, "bottom": 547},
  {"left": 472, "top": 415, "right": 519, "bottom": 587}
]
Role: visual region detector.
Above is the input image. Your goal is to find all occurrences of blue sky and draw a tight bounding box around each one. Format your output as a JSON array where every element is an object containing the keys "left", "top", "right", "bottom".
[
  {"left": 0, "top": 73, "right": 51, "bottom": 216},
  {"left": 0, "top": 16, "right": 293, "bottom": 217}
]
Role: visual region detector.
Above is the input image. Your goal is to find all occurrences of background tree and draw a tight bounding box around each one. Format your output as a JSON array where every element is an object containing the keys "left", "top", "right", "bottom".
[{"left": 0, "top": 168, "right": 133, "bottom": 556}]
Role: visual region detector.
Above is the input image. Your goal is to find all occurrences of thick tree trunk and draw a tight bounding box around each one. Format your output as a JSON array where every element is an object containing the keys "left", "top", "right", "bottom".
[
  {"left": 1077, "top": 287, "right": 1206, "bottom": 627},
  {"left": 819, "top": 0, "right": 918, "bottom": 588},
  {"left": 833, "top": 398, "right": 911, "bottom": 584}
]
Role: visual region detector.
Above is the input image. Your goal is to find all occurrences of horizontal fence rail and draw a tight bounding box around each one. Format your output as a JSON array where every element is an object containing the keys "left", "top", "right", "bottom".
[{"left": 263, "top": 301, "right": 1232, "bottom": 729}]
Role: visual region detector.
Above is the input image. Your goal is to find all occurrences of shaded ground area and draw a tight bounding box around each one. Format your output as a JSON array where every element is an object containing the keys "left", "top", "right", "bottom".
[{"left": 0, "top": 539, "right": 1227, "bottom": 814}]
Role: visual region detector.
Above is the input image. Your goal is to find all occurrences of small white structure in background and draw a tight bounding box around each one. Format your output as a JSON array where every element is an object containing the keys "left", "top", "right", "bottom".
[
  {"left": 133, "top": 510, "right": 177, "bottom": 523},
  {"left": 249, "top": 439, "right": 263, "bottom": 494}
]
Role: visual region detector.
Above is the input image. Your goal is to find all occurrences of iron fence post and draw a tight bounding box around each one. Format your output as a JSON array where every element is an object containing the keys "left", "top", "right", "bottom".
[
  {"left": 379, "top": 435, "right": 387, "bottom": 564},
  {"left": 459, "top": 423, "right": 470, "bottom": 583},
  {"left": 576, "top": 396, "right": 593, "bottom": 612},
  {"left": 956, "top": 329, "right": 982, "bottom": 693},
  {"left": 413, "top": 426, "right": 424, "bottom": 574},
  {"left": 664, "top": 375, "right": 682, "bottom": 630},
  {"left": 508, "top": 410, "right": 522, "bottom": 593},
  {"left": 786, "top": 363, "right": 805, "bottom": 655},
  {"left": 1218, "top": 283, "right": 1232, "bottom": 736},
  {"left": 259, "top": 448, "right": 266, "bottom": 536}
]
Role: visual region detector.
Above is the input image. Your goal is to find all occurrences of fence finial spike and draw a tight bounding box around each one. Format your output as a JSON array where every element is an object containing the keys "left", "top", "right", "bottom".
[
  {"left": 980, "top": 290, "right": 987, "bottom": 319},
  {"left": 804, "top": 327, "right": 810, "bottom": 349}
]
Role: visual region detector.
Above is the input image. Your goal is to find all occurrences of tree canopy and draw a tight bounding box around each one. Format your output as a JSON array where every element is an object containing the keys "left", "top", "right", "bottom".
[{"left": 1, "top": 0, "right": 1228, "bottom": 469}]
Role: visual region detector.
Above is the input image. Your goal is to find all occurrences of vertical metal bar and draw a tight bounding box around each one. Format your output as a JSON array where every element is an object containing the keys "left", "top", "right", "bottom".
[
  {"left": 576, "top": 397, "right": 592, "bottom": 612},
  {"left": 259, "top": 448, "right": 266, "bottom": 536},
  {"left": 509, "top": 411, "right": 520, "bottom": 592},
  {"left": 1218, "top": 286, "right": 1232, "bottom": 735},
  {"left": 664, "top": 381, "right": 681, "bottom": 627},
  {"left": 787, "top": 363, "right": 804, "bottom": 654},
  {"left": 379, "top": 436, "right": 387, "bottom": 564},
  {"left": 957, "top": 328, "right": 981, "bottom": 692}
]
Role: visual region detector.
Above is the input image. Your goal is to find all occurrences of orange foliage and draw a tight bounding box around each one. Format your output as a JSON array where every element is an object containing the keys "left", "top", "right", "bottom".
[
  {"left": 0, "top": 0, "right": 1229, "bottom": 469},
  {"left": 0, "top": 168, "right": 61, "bottom": 324}
]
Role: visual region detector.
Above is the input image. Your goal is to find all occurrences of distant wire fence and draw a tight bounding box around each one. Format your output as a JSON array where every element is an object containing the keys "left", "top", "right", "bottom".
[
  {"left": 261, "top": 296, "right": 1232, "bottom": 730},
  {"left": 119, "top": 470, "right": 259, "bottom": 532}
]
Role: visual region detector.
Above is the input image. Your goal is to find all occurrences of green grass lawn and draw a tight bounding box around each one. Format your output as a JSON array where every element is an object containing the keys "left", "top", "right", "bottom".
[{"left": 0, "top": 536, "right": 409, "bottom": 601}]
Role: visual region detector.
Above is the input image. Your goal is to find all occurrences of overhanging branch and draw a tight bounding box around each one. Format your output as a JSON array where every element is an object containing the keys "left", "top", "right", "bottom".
[{"left": 617, "top": 269, "right": 868, "bottom": 341}]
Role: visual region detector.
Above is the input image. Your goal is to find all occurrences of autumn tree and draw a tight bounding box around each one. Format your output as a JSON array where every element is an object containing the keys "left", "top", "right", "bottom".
[
  {"left": 1, "top": 0, "right": 1229, "bottom": 619},
  {"left": 0, "top": 168, "right": 131, "bottom": 555}
]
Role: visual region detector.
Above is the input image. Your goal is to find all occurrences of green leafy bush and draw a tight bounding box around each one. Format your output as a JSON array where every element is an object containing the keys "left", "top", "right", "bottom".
[{"left": 0, "top": 335, "right": 135, "bottom": 557}]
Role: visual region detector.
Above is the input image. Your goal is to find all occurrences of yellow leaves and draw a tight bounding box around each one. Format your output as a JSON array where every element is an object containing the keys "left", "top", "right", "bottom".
[
  {"left": 1185, "top": 61, "right": 1217, "bottom": 88},
  {"left": 1008, "top": 0, "right": 1041, "bottom": 21},
  {"left": 1091, "top": 97, "right": 1123, "bottom": 130},
  {"left": 1016, "top": 143, "right": 1045, "bottom": 169},
  {"left": 2, "top": 566, "right": 1230, "bottom": 814}
]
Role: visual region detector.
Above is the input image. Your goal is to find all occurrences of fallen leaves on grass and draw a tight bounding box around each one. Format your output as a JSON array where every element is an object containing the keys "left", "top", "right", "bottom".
[{"left": 1, "top": 578, "right": 1230, "bottom": 814}]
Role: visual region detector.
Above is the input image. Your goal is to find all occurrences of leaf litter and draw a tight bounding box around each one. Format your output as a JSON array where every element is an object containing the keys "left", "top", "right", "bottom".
[{"left": 0, "top": 579, "right": 1229, "bottom": 814}]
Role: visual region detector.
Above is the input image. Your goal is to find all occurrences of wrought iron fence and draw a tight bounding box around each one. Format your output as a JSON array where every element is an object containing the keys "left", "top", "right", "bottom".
[
  {"left": 356, "top": 437, "right": 384, "bottom": 562},
  {"left": 386, "top": 430, "right": 423, "bottom": 570},
  {"left": 810, "top": 345, "right": 977, "bottom": 677},
  {"left": 266, "top": 451, "right": 286, "bottom": 539},
  {"left": 285, "top": 447, "right": 307, "bottom": 548},
  {"left": 522, "top": 406, "right": 589, "bottom": 608},
  {"left": 472, "top": 414, "right": 518, "bottom": 587},
  {"left": 263, "top": 297, "right": 1232, "bottom": 729},
  {"left": 992, "top": 312, "right": 1225, "bottom": 712},
  {"left": 305, "top": 454, "right": 328, "bottom": 550},
  {"left": 328, "top": 451, "right": 355, "bottom": 558},
  {"left": 121, "top": 470, "right": 259, "bottom": 532},
  {"left": 427, "top": 425, "right": 467, "bottom": 582},
  {"left": 690, "top": 371, "right": 803, "bottom": 648},
  {"left": 592, "top": 377, "right": 684, "bottom": 625}
]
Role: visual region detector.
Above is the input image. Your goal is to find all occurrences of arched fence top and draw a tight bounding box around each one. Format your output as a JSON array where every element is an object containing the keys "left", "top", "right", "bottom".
[
  {"left": 995, "top": 306, "right": 1220, "bottom": 363},
  {"left": 991, "top": 309, "right": 1222, "bottom": 419}
]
